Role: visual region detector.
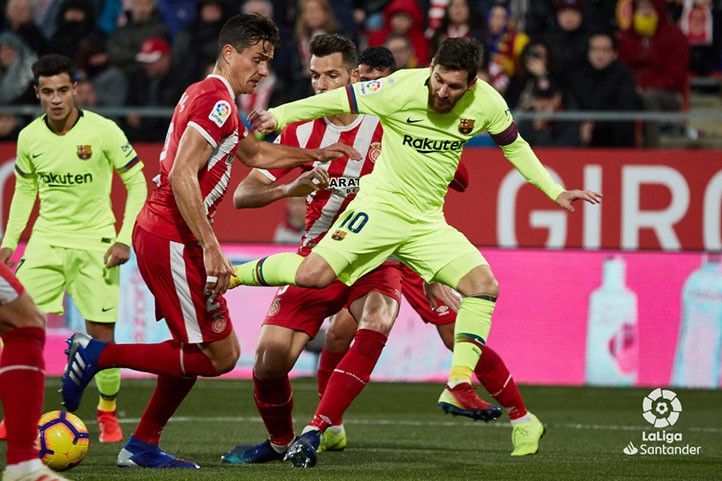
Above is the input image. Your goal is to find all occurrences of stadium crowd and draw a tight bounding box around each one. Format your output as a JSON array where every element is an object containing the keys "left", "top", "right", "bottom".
[{"left": 0, "top": 0, "right": 720, "bottom": 146}]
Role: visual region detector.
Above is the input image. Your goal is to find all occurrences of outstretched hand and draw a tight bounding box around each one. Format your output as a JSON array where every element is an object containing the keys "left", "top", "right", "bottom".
[
  {"left": 285, "top": 166, "right": 329, "bottom": 197},
  {"left": 555, "top": 190, "right": 602, "bottom": 212},
  {"left": 248, "top": 110, "right": 278, "bottom": 134},
  {"left": 423, "top": 282, "right": 462, "bottom": 313},
  {"left": 315, "top": 142, "right": 362, "bottom": 162}
]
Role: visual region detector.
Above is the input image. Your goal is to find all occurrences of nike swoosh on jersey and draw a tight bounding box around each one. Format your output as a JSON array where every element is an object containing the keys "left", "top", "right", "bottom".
[
  {"left": 32, "top": 153, "right": 44, "bottom": 158},
  {"left": 406, "top": 118, "right": 423, "bottom": 124}
]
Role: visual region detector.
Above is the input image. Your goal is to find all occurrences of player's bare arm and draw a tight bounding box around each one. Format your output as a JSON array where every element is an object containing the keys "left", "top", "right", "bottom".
[
  {"left": 233, "top": 167, "right": 329, "bottom": 209},
  {"left": 235, "top": 133, "right": 361, "bottom": 168},
  {"left": 0, "top": 248, "right": 14, "bottom": 267},
  {"left": 169, "top": 126, "right": 234, "bottom": 296},
  {"left": 555, "top": 190, "right": 603, "bottom": 213}
]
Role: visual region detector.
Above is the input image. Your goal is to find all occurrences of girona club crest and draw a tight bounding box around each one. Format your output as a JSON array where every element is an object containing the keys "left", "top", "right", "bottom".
[
  {"left": 368, "top": 142, "right": 381, "bottom": 163},
  {"left": 76, "top": 145, "right": 93, "bottom": 160},
  {"left": 458, "top": 119, "right": 475, "bottom": 135}
]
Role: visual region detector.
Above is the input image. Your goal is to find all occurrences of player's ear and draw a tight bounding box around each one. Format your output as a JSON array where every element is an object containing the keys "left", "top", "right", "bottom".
[
  {"left": 34, "top": 86, "right": 40, "bottom": 99},
  {"left": 351, "top": 68, "right": 360, "bottom": 83},
  {"left": 429, "top": 60, "right": 435, "bottom": 74},
  {"left": 467, "top": 76, "right": 477, "bottom": 91}
]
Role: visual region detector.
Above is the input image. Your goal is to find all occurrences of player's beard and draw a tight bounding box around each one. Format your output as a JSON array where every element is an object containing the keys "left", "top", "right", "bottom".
[{"left": 428, "top": 91, "right": 454, "bottom": 114}]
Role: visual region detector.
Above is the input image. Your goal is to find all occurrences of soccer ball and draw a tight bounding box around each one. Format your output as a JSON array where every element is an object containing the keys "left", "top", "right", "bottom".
[{"left": 38, "top": 410, "right": 90, "bottom": 471}]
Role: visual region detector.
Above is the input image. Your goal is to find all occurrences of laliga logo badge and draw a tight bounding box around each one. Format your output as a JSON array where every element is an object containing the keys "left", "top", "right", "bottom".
[{"left": 642, "top": 388, "right": 682, "bottom": 428}]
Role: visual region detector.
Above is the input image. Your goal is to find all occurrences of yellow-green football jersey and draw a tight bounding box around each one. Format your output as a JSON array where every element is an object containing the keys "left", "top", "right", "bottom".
[
  {"left": 7, "top": 110, "right": 142, "bottom": 251},
  {"left": 270, "top": 68, "right": 564, "bottom": 218}
]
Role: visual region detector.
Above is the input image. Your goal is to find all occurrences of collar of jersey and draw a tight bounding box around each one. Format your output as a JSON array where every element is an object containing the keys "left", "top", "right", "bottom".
[
  {"left": 323, "top": 113, "right": 365, "bottom": 132},
  {"left": 43, "top": 108, "right": 84, "bottom": 133},
  {"left": 207, "top": 74, "right": 235, "bottom": 99}
]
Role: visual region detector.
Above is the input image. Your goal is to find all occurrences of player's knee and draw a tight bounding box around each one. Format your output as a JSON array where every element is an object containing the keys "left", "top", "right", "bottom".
[
  {"left": 358, "top": 311, "right": 394, "bottom": 336},
  {"left": 207, "top": 336, "right": 241, "bottom": 374},
  {"left": 295, "top": 265, "right": 335, "bottom": 289},
  {"left": 325, "top": 327, "right": 353, "bottom": 351},
  {"left": 253, "top": 344, "right": 291, "bottom": 380}
]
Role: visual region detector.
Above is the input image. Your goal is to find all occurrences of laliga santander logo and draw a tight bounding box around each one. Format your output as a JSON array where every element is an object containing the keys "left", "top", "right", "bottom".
[{"left": 642, "top": 388, "right": 682, "bottom": 428}]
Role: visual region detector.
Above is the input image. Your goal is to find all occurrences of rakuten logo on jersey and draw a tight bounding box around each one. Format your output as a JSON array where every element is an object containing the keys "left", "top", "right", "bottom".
[
  {"left": 402, "top": 135, "right": 464, "bottom": 154},
  {"left": 37, "top": 172, "right": 93, "bottom": 186}
]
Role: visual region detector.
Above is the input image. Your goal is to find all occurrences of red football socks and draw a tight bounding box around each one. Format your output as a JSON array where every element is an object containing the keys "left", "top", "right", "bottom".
[
  {"left": 310, "top": 329, "right": 386, "bottom": 431},
  {"left": 134, "top": 375, "right": 197, "bottom": 445},
  {"left": 474, "top": 345, "right": 527, "bottom": 420},
  {"left": 99, "top": 340, "right": 218, "bottom": 377},
  {"left": 0, "top": 327, "right": 45, "bottom": 464},
  {"left": 317, "top": 348, "right": 347, "bottom": 397},
  {"left": 254, "top": 374, "right": 294, "bottom": 446}
]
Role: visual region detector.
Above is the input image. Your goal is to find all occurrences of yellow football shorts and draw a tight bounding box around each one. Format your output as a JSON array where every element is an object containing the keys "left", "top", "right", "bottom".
[
  {"left": 15, "top": 239, "right": 120, "bottom": 322},
  {"left": 313, "top": 194, "right": 487, "bottom": 289}
]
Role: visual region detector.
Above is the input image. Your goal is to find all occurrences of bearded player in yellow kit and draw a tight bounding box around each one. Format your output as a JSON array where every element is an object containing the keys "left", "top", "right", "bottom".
[
  {"left": 0, "top": 54, "right": 147, "bottom": 444},
  {"left": 235, "top": 37, "right": 601, "bottom": 464}
]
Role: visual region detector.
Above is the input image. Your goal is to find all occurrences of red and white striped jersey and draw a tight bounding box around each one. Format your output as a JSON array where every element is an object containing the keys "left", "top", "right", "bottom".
[
  {"left": 260, "top": 114, "right": 383, "bottom": 255},
  {"left": 136, "top": 74, "right": 247, "bottom": 243}
]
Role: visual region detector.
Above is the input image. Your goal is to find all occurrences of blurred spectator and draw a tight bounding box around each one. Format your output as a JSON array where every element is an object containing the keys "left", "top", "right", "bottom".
[
  {"left": 570, "top": 32, "right": 640, "bottom": 147},
  {"left": 2, "top": 0, "right": 47, "bottom": 56},
  {"left": 504, "top": 39, "right": 564, "bottom": 109},
  {"left": 288, "top": 0, "right": 344, "bottom": 100},
  {"left": 368, "top": 0, "right": 430, "bottom": 66},
  {"left": 484, "top": 2, "right": 529, "bottom": 93},
  {"left": 0, "top": 31, "right": 36, "bottom": 105},
  {"left": 329, "top": 0, "right": 360, "bottom": 45},
  {"left": 679, "top": 0, "right": 722, "bottom": 75},
  {"left": 430, "top": 0, "right": 486, "bottom": 56},
  {"left": 48, "top": 0, "right": 99, "bottom": 60},
  {"left": 74, "top": 78, "right": 99, "bottom": 107},
  {"left": 173, "top": 0, "right": 230, "bottom": 87},
  {"left": 108, "top": 0, "right": 170, "bottom": 72},
  {"left": 517, "top": 78, "right": 581, "bottom": 146},
  {"left": 273, "top": 196, "right": 306, "bottom": 244},
  {"left": 156, "top": 0, "right": 198, "bottom": 38},
  {"left": 0, "top": 112, "right": 23, "bottom": 140},
  {"left": 526, "top": 0, "right": 618, "bottom": 39},
  {"left": 34, "top": 0, "right": 65, "bottom": 38},
  {"left": 124, "top": 37, "right": 185, "bottom": 141},
  {"left": 542, "top": 0, "right": 592, "bottom": 77},
  {"left": 75, "top": 34, "right": 129, "bottom": 107},
  {"left": 98, "top": 0, "right": 124, "bottom": 35},
  {"left": 353, "top": 0, "right": 392, "bottom": 34},
  {"left": 617, "top": 0, "right": 690, "bottom": 147},
  {"left": 384, "top": 32, "right": 415, "bottom": 69},
  {"left": 426, "top": 0, "right": 449, "bottom": 39}
]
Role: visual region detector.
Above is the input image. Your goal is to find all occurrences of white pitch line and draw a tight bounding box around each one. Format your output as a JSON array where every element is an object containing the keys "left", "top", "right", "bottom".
[{"left": 82, "top": 415, "right": 722, "bottom": 434}]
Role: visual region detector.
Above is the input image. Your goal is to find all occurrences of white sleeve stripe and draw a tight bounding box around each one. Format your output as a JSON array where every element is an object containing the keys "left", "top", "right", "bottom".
[
  {"left": 257, "top": 169, "right": 277, "bottom": 182},
  {"left": 188, "top": 122, "right": 218, "bottom": 148}
]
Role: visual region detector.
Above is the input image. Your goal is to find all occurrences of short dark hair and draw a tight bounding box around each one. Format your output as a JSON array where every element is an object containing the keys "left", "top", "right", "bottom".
[
  {"left": 358, "top": 46, "right": 396, "bottom": 72},
  {"left": 309, "top": 33, "right": 358, "bottom": 70},
  {"left": 589, "top": 31, "right": 617, "bottom": 51},
  {"left": 32, "top": 54, "right": 76, "bottom": 85},
  {"left": 218, "top": 13, "right": 281, "bottom": 53},
  {"left": 433, "top": 37, "right": 483, "bottom": 84}
]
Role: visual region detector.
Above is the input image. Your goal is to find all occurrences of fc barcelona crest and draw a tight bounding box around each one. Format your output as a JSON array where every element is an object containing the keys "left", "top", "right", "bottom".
[
  {"left": 331, "top": 230, "right": 347, "bottom": 241},
  {"left": 76, "top": 145, "right": 93, "bottom": 160},
  {"left": 458, "top": 119, "right": 475, "bottom": 135}
]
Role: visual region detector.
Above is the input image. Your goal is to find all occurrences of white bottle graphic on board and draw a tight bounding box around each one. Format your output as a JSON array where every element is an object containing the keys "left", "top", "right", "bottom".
[
  {"left": 672, "top": 255, "right": 722, "bottom": 388},
  {"left": 585, "top": 257, "right": 638, "bottom": 386}
]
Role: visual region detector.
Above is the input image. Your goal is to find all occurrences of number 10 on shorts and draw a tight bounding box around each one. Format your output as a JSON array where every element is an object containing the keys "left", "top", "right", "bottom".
[{"left": 339, "top": 211, "right": 369, "bottom": 233}]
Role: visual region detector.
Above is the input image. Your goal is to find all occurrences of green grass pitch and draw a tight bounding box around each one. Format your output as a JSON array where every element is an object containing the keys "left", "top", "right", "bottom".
[{"left": 2, "top": 378, "right": 721, "bottom": 481}]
